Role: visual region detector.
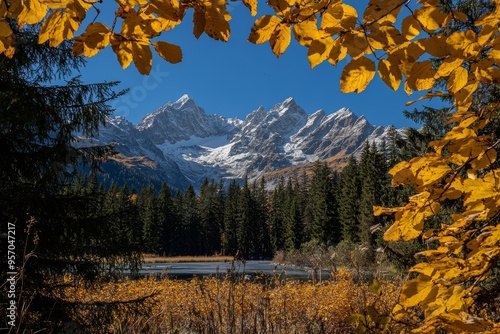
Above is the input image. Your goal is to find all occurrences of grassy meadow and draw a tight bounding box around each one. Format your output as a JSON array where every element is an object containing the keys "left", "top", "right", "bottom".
[{"left": 50, "top": 269, "right": 407, "bottom": 333}]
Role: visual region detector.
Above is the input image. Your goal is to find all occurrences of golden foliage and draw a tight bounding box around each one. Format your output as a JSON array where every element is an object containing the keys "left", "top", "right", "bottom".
[{"left": 52, "top": 270, "right": 403, "bottom": 333}]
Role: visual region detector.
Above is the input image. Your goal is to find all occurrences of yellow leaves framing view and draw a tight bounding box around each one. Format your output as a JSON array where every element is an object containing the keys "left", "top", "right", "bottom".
[{"left": 3, "top": 0, "right": 500, "bottom": 332}]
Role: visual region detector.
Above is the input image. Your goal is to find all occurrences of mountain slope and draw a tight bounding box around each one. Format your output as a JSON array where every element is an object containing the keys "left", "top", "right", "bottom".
[{"left": 93, "top": 95, "right": 399, "bottom": 190}]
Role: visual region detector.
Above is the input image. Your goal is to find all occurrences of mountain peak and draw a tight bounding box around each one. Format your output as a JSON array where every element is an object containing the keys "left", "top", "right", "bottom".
[
  {"left": 98, "top": 96, "right": 398, "bottom": 191},
  {"left": 335, "top": 107, "right": 355, "bottom": 117},
  {"left": 172, "top": 94, "right": 196, "bottom": 109},
  {"left": 283, "top": 96, "right": 296, "bottom": 105}
]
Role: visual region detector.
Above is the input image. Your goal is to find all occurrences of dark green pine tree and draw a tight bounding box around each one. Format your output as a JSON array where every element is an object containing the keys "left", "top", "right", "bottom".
[
  {"left": 252, "top": 177, "right": 272, "bottom": 258},
  {"left": 338, "top": 155, "right": 361, "bottom": 243},
  {"left": 157, "top": 182, "right": 176, "bottom": 256},
  {"left": 0, "top": 23, "right": 143, "bottom": 331},
  {"left": 358, "top": 142, "right": 389, "bottom": 249},
  {"left": 198, "top": 178, "right": 225, "bottom": 255},
  {"left": 169, "top": 190, "right": 185, "bottom": 255},
  {"left": 307, "top": 162, "right": 339, "bottom": 245},
  {"left": 223, "top": 180, "right": 241, "bottom": 255},
  {"left": 139, "top": 186, "right": 162, "bottom": 255},
  {"left": 104, "top": 184, "right": 142, "bottom": 270},
  {"left": 299, "top": 169, "right": 314, "bottom": 243},
  {"left": 181, "top": 184, "right": 201, "bottom": 255},
  {"left": 283, "top": 177, "right": 304, "bottom": 251},
  {"left": 384, "top": 126, "right": 405, "bottom": 167},
  {"left": 236, "top": 176, "right": 256, "bottom": 257},
  {"left": 269, "top": 176, "right": 286, "bottom": 252}
]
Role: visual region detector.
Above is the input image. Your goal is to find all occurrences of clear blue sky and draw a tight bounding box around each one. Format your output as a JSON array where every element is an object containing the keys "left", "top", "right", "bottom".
[{"left": 80, "top": 2, "right": 434, "bottom": 128}]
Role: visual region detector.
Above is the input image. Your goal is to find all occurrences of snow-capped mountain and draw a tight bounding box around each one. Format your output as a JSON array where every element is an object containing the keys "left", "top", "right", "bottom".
[{"left": 92, "top": 94, "right": 399, "bottom": 190}]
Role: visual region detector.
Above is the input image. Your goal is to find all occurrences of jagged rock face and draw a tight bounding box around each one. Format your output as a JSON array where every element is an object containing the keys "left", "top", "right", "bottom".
[
  {"left": 138, "top": 94, "right": 236, "bottom": 144},
  {"left": 93, "top": 95, "right": 399, "bottom": 190}
]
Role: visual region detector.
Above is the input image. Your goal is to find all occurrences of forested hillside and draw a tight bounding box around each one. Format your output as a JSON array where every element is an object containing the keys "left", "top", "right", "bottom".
[{"left": 75, "top": 139, "right": 416, "bottom": 266}]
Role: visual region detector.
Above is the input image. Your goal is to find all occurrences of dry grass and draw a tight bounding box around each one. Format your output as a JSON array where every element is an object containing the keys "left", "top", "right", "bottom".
[{"left": 53, "top": 269, "right": 406, "bottom": 333}]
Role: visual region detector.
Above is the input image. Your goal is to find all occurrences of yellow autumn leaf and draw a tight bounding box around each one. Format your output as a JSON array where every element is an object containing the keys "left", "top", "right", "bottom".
[
  {"left": 111, "top": 35, "right": 134, "bottom": 69},
  {"left": 452, "top": 77, "right": 478, "bottom": 115},
  {"left": 153, "top": 41, "right": 182, "bottom": 64},
  {"left": 0, "top": 21, "right": 12, "bottom": 37},
  {"left": 248, "top": 15, "right": 281, "bottom": 44},
  {"left": 472, "top": 147, "right": 497, "bottom": 170},
  {"left": 418, "top": 35, "right": 449, "bottom": 58},
  {"left": 0, "top": 36, "right": 7, "bottom": 53},
  {"left": 406, "top": 60, "right": 436, "bottom": 91},
  {"left": 270, "top": 22, "right": 291, "bottom": 58},
  {"left": 365, "top": 23, "right": 386, "bottom": 51},
  {"left": 378, "top": 57, "right": 401, "bottom": 90},
  {"left": 40, "top": 0, "right": 72, "bottom": 9},
  {"left": 401, "top": 15, "right": 420, "bottom": 40},
  {"left": 472, "top": 59, "right": 495, "bottom": 82},
  {"left": 125, "top": 0, "right": 149, "bottom": 5},
  {"left": 242, "top": 0, "right": 257, "bottom": 16},
  {"left": 400, "top": 275, "right": 436, "bottom": 307},
  {"left": 201, "top": 3, "right": 231, "bottom": 42},
  {"left": 448, "top": 67, "right": 469, "bottom": 94},
  {"left": 377, "top": 25, "right": 405, "bottom": 46},
  {"left": 446, "top": 30, "right": 480, "bottom": 58},
  {"left": 38, "top": 11, "right": 60, "bottom": 45},
  {"left": 409, "top": 262, "right": 436, "bottom": 277},
  {"left": 434, "top": 57, "right": 464, "bottom": 79},
  {"left": 463, "top": 171, "right": 500, "bottom": 207},
  {"left": 17, "top": 0, "right": 48, "bottom": 28},
  {"left": 389, "top": 160, "right": 413, "bottom": 186},
  {"left": 192, "top": 7, "right": 206, "bottom": 39},
  {"left": 384, "top": 203, "right": 428, "bottom": 242},
  {"left": 293, "top": 17, "right": 319, "bottom": 47},
  {"left": 414, "top": 158, "right": 451, "bottom": 190},
  {"left": 132, "top": 41, "right": 152, "bottom": 74},
  {"left": 327, "top": 37, "right": 347, "bottom": 66},
  {"left": 338, "top": 4, "right": 357, "bottom": 30},
  {"left": 414, "top": 5, "right": 448, "bottom": 32},
  {"left": 340, "top": 56, "right": 375, "bottom": 93},
  {"left": 344, "top": 29, "right": 369, "bottom": 59},
  {"left": 307, "top": 37, "right": 333, "bottom": 69},
  {"left": 149, "top": 0, "right": 181, "bottom": 23},
  {"left": 362, "top": 0, "right": 403, "bottom": 25},
  {"left": 320, "top": 4, "right": 343, "bottom": 36},
  {"left": 389, "top": 41, "right": 425, "bottom": 76},
  {"left": 268, "top": 0, "right": 293, "bottom": 17},
  {"left": 406, "top": 91, "right": 446, "bottom": 106},
  {"left": 373, "top": 205, "right": 402, "bottom": 216}
]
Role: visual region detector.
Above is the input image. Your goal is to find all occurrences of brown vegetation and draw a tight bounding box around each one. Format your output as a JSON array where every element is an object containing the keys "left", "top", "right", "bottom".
[{"left": 47, "top": 269, "right": 405, "bottom": 333}]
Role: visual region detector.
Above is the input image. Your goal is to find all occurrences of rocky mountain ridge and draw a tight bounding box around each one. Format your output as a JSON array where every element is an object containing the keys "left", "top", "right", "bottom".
[{"left": 84, "top": 95, "right": 399, "bottom": 191}]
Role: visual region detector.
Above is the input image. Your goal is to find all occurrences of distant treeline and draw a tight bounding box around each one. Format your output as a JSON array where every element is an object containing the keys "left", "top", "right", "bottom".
[{"left": 74, "top": 139, "right": 414, "bottom": 260}]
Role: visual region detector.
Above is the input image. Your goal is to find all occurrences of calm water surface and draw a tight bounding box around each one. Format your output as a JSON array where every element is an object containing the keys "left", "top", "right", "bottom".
[{"left": 140, "top": 260, "right": 331, "bottom": 280}]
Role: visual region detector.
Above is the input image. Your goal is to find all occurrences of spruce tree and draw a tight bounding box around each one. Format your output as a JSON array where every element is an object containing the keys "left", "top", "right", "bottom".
[
  {"left": 139, "top": 186, "right": 162, "bottom": 255},
  {"left": 338, "top": 155, "right": 361, "bottom": 243},
  {"left": 158, "top": 182, "right": 176, "bottom": 256},
  {"left": 252, "top": 177, "right": 272, "bottom": 258},
  {"left": 269, "top": 176, "right": 286, "bottom": 252},
  {"left": 0, "top": 23, "right": 141, "bottom": 331},
  {"left": 283, "top": 177, "right": 304, "bottom": 251},
  {"left": 236, "top": 176, "right": 256, "bottom": 257},
  {"left": 223, "top": 180, "right": 240, "bottom": 255},
  {"left": 181, "top": 184, "right": 201, "bottom": 255},
  {"left": 308, "top": 162, "right": 339, "bottom": 245},
  {"left": 198, "top": 178, "right": 224, "bottom": 255}
]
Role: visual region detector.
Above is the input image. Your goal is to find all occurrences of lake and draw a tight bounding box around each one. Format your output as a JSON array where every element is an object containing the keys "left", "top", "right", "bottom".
[{"left": 140, "top": 260, "right": 332, "bottom": 281}]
